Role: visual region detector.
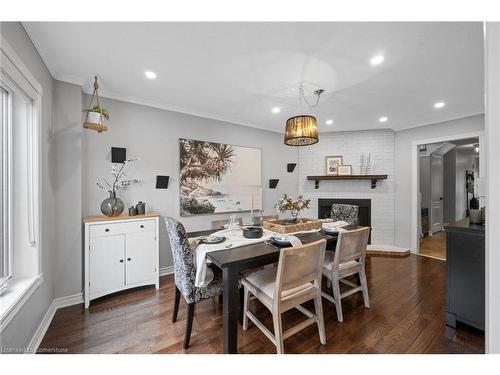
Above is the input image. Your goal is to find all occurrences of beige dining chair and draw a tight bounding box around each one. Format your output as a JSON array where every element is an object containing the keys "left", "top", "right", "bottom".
[
  {"left": 322, "top": 227, "right": 370, "bottom": 322},
  {"left": 211, "top": 217, "right": 243, "bottom": 229},
  {"left": 241, "top": 239, "right": 327, "bottom": 354}
]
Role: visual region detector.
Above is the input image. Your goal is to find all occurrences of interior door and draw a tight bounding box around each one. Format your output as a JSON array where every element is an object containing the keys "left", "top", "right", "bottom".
[
  {"left": 125, "top": 231, "right": 156, "bottom": 285},
  {"left": 430, "top": 154, "right": 444, "bottom": 233},
  {"left": 89, "top": 235, "right": 125, "bottom": 294}
]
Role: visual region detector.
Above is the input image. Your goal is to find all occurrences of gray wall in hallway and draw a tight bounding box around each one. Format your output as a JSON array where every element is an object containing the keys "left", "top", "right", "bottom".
[{"left": 0, "top": 22, "right": 56, "bottom": 349}]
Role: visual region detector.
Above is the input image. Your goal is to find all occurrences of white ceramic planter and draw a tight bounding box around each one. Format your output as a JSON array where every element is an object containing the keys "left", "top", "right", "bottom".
[{"left": 87, "top": 111, "right": 103, "bottom": 124}]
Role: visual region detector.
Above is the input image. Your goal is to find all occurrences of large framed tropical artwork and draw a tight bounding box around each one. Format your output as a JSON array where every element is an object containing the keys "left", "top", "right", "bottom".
[{"left": 179, "top": 138, "right": 262, "bottom": 216}]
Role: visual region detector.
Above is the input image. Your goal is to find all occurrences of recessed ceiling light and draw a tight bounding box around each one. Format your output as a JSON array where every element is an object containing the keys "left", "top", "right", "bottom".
[
  {"left": 325, "top": 119, "right": 334, "bottom": 125},
  {"left": 370, "top": 54, "right": 384, "bottom": 66},
  {"left": 379, "top": 116, "right": 388, "bottom": 123},
  {"left": 145, "top": 71, "right": 157, "bottom": 79},
  {"left": 271, "top": 107, "right": 281, "bottom": 114},
  {"left": 434, "top": 101, "right": 445, "bottom": 109}
]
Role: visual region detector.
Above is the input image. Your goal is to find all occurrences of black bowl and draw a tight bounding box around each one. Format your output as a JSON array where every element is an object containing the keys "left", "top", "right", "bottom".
[{"left": 242, "top": 226, "right": 263, "bottom": 239}]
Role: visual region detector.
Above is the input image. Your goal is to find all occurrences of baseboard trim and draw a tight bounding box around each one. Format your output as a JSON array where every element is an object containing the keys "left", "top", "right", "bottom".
[
  {"left": 27, "top": 299, "right": 57, "bottom": 353},
  {"left": 26, "top": 292, "right": 83, "bottom": 353},
  {"left": 159, "top": 266, "right": 174, "bottom": 276},
  {"left": 55, "top": 293, "right": 84, "bottom": 309}
]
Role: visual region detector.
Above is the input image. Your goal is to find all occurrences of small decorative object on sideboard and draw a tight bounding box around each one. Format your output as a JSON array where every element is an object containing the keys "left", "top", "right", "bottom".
[
  {"left": 136, "top": 201, "right": 146, "bottom": 215},
  {"left": 128, "top": 206, "right": 138, "bottom": 216},
  {"left": 96, "top": 158, "right": 142, "bottom": 217},
  {"left": 275, "top": 193, "right": 311, "bottom": 224}
]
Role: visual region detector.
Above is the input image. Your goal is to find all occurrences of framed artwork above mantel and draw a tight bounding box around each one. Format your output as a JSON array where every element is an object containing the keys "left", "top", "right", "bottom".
[
  {"left": 325, "top": 155, "right": 343, "bottom": 175},
  {"left": 179, "top": 138, "right": 262, "bottom": 216}
]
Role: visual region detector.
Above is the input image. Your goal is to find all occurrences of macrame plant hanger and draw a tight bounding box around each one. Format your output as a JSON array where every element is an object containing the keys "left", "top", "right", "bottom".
[{"left": 83, "top": 76, "right": 108, "bottom": 133}]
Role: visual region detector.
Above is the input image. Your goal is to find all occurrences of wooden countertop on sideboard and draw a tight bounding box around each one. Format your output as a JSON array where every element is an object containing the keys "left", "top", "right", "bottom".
[{"left": 83, "top": 212, "right": 161, "bottom": 223}]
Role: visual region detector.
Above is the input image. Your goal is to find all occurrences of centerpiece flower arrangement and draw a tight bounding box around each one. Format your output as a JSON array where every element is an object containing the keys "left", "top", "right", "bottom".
[
  {"left": 96, "top": 158, "right": 142, "bottom": 217},
  {"left": 275, "top": 194, "right": 311, "bottom": 223}
]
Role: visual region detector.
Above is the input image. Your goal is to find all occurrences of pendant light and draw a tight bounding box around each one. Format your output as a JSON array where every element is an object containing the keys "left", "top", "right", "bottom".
[
  {"left": 284, "top": 115, "right": 319, "bottom": 146},
  {"left": 283, "top": 85, "right": 323, "bottom": 146}
]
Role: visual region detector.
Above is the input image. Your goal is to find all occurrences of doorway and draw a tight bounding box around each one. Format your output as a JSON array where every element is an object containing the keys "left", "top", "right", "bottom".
[{"left": 412, "top": 132, "right": 484, "bottom": 258}]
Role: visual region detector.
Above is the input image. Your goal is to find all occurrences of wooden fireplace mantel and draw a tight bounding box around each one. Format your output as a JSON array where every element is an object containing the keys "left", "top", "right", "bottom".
[{"left": 307, "top": 175, "right": 388, "bottom": 189}]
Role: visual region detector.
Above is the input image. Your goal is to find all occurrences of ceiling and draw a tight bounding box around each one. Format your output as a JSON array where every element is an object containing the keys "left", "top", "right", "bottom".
[{"left": 23, "top": 22, "right": 484, "bottom": 133}]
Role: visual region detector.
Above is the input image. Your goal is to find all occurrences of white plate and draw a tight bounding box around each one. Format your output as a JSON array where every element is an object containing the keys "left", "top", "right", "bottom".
[{"left": 270, "top": 236, "right": 292, "bottom": 245}]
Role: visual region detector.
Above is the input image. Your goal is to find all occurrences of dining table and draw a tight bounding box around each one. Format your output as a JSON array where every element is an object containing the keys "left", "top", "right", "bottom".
[{"left": 186, "top": 227, "right": 352, "bottom": 354}]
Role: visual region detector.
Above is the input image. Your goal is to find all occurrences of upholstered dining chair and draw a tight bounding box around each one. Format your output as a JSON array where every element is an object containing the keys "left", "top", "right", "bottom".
[
  {"left": 241, "top": 239, "right": 327, "bottom": 354},
  {"left": 330, "top": 203, "right": 359, "bottom": 225},
  {"left": 322, "top": 227, "right": 370, "bottom": 322},
  {"left": 165, "top": 217, "right": 223, "bottom": 349}
]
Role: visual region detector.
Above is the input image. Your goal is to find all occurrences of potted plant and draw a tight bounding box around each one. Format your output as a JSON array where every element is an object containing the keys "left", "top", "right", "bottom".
[
  {"left": 275, "top": 194, "right": 311, "bottom": 224},
  {"left": 83, "top": 105, "right": 110, "bottom": 125}
]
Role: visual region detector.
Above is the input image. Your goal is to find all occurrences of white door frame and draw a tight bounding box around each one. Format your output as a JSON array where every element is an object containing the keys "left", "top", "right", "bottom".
[{"left": 411, "top": 130, "right": 484, "bottom": 254}]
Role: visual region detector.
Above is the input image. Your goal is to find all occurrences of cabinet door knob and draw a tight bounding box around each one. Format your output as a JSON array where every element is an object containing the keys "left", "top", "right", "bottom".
[
  {"left": 119, "top": 259, "right": 124, "bottom": 263},
  {"left": 105, "top": 228, "right": 110, "bottom": 232},
  {"left": 127, "top": 257, "right": 131, "bottom": 261},
  {"left": 140, "top": 225, "right": 144, "bottom": 228}
]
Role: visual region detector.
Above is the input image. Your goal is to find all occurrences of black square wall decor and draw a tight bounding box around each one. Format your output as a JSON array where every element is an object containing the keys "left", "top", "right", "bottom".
[
  {"left": 269, "top": 179, "right": 279, "bottom": 189},
  {"left": 287, "top": 163, "right": 297, "bottom": 173},
  {"left": 111, "top": 147, "right": 127, "bottom": 163},
  {"left": 156, "top": 175, "right": 170, "bottom": 189}
]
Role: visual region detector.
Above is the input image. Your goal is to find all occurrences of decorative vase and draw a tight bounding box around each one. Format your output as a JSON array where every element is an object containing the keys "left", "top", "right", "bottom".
[
  {"left": 101, "top": 191, "right": 124, "bottom": 217},
  {"left": 136, "top": 201, "right": 146, "bottom": 215},
  {"left": 284, "top": 211, "right": 300, "bottom": 225}
]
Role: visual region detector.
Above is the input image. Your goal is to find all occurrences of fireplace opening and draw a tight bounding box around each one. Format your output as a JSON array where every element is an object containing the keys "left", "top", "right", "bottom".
[{"left": 318, "top": 198, "right": 371, "bottom": 243}]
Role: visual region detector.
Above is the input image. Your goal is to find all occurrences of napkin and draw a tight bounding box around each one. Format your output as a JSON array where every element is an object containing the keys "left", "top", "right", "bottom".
[{"left": 188, "top": 236, "right": 203, "bottom": 252}]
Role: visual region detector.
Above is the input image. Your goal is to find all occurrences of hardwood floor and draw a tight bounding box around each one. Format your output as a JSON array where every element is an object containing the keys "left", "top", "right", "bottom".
[
  {"left": 419, "top": 231, "right": 446, "bottom": 260},
  {"left": 39, "top": 254, "right": 483, "bottom": 354}
]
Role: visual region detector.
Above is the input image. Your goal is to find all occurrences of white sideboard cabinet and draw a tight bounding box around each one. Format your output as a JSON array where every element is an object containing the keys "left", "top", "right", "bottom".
[{"left": 83, "top": 213, "right": 160, "bottom": 308}]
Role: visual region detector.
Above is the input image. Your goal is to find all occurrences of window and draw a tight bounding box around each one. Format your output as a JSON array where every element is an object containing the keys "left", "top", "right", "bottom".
[
  {"left": 0, "top": 86, "right": 10, "bottom": 293},
  {"left": 0, "top": 35, "right": 42, "bottom": 328}
]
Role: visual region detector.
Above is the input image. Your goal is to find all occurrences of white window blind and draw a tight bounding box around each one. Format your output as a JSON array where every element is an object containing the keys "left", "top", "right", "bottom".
[{"left": 0, "top": 85, "right": 10, "bottom": 291}]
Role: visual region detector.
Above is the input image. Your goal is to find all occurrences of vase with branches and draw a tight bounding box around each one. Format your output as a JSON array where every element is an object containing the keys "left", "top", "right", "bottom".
[
  {"left": 97, "top": 158, "right": 142, "bottom": 217},
  {"left": 275, "top": 194, "right": 311, "bottom": 224}
]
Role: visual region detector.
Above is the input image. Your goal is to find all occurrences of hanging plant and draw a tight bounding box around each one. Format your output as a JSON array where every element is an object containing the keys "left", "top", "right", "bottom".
[
  {"left": 83, "top": 105, "right": 110, "bottom": 120},
  {"left": 83, "top": 76, "right": 109, "bottom": 133}
]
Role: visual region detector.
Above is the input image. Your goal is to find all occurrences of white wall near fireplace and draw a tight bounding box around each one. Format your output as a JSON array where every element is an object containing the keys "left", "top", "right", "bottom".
[{"left": 298, "top": 130, "right": 395, "bottom": 246}]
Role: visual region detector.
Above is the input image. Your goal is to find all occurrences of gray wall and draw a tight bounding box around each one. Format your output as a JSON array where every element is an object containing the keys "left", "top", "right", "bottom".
[
  {"left": 443, "top": 149, "right": 457, "bottom": 223},
  {"left": 52, "top": 81, "right": 83, "bottom": 298},
  {"left": 82, "top": 96, "right": 298, "bottom": 272},
  {"left": 394, "top": 114, "right": 484, "bottom": 250},
  {"left": 0, "top": 22, "right": 56, "bottom": 349}
]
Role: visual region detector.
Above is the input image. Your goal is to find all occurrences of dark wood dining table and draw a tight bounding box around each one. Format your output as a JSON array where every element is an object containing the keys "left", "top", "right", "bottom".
[{"left": 186, "top": 228, "right": 339, "bottom": 354}]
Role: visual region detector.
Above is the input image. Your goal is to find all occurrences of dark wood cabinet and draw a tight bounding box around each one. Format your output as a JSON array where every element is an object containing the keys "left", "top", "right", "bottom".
[{"left": 445, "top": 218, "right": 485, "bottom": 331}]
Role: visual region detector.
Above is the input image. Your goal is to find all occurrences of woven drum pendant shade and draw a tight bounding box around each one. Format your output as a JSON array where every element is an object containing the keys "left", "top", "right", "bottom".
[{"left": 284, "top": 115, "right": 319, "bottom": 146}]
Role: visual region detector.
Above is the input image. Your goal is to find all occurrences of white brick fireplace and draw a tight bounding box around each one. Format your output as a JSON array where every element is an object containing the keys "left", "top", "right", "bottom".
[{"left": 297, "top": 130, "right": 395, "bottom": 246}]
